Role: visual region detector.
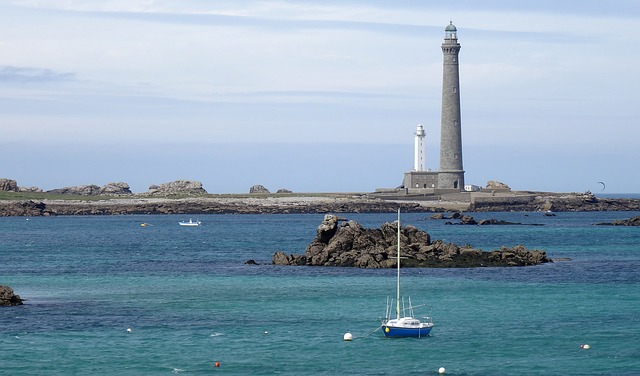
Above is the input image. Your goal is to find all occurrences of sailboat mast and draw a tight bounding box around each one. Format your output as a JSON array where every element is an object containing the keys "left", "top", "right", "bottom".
[{"left": 396, "top": 208, "right": 401, "bottom": 320}]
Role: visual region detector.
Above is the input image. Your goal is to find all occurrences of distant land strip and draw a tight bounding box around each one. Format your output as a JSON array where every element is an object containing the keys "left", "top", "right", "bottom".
[{"left": 1, "top": 191, "right": 640, "bottom": 216}]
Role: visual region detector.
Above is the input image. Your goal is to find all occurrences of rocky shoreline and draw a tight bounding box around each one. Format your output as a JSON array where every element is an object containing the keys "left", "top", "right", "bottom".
[
  {"left": 2, "top": 177, "right": 640, "bottom": 216},
  {"left": 272, "top": 214, "right": 551, "bottom": 268},
  {"left": 1, "top": 192, "right": 640, "bottom": 217}
]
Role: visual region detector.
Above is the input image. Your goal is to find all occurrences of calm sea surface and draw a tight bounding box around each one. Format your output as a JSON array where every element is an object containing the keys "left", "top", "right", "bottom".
[{"left": 2, "top": 211, "right": 640, "bottom": 375}]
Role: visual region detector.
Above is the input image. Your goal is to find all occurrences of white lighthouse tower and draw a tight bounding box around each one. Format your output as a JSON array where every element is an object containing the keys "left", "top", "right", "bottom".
[{"left": 414, "top": 124, "right": 426, "bottom": 171}]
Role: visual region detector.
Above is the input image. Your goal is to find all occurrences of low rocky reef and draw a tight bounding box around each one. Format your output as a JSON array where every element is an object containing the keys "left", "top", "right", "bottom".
[
  {"left": 430, "top": 212, "right": 543, "bottom": 226},
  {"left": 272, "top": 214, "right": 551, "bottom": 268},
  {"left": 0, "top": 286, "right": 24, "bottom": 306},
  {"left": 596, "top": 216, "right": 640, "bottom": 226}
]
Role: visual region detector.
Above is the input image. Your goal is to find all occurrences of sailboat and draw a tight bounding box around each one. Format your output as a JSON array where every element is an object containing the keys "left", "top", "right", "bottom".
[{"left": 381, "top": 208, "right": 434, "bottom": 338}]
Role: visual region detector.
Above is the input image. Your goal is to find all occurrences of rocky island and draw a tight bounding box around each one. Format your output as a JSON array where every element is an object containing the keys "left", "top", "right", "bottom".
[
  {"left": 272, "top": 214, "right": 551, "bottom": 268},
  {"left": 0, "top": 286, "right": 24, "bottom": 306},
  {"left": 2, "top": 178, "right": 640, "bottom": 216}
]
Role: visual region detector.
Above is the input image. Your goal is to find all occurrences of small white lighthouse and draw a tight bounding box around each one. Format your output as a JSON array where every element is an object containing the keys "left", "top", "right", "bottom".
[{"left": 414, "top": 124, "right": 426, "bottom": 171}]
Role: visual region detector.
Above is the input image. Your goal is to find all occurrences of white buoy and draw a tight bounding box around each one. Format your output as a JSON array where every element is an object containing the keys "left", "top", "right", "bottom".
[
  {"left": 581, "top": 344, "right": 590, "bottom": 349},
  {"left": 127, "top": 328, "right": 132, "bottom": 333},
  {"left": 264, "top": 331, "right": 269, "bottom": 335},
  {"left": 438, "top": 367, "right": 446, "bottom": 374},
  {"left": 343, "top": 333, "right": 353, "bottom": 341}
]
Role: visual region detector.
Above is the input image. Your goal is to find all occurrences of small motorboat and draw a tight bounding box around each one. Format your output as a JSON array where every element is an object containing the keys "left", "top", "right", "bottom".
[{"left": 179, "top": 219, "right": 201, "bottom": 227}]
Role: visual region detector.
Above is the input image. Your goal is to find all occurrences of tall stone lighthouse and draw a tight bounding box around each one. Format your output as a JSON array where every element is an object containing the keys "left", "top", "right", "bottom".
[
  {"left": 401, "top": 22, "right": 466, "bottom": 194},
  {"left": 438, "top": 21, "right": 464, "bottom": 190}
]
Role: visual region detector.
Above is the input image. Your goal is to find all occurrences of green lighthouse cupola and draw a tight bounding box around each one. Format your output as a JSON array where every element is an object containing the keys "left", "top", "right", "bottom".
[{"left": 445, "top": 21, "right": 457, "bottom": 40}]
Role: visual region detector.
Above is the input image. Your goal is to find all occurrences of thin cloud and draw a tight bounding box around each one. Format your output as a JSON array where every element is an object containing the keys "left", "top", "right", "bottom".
[{"left": 0, "top": 66, "right": 75, "bottom": 83}]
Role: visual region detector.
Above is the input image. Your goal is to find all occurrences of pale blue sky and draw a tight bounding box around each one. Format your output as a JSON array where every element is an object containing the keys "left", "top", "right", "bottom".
[{"left": 1, "top": 0, "right": 639, "bottom": 193}]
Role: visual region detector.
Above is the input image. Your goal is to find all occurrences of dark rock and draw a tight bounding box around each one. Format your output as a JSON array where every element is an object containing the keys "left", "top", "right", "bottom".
[
  {"left": 273, "top": 216, "right": 551, "bottom": 268},
  {"left": 0, "top": 200, "right": 50, "bottom": 216},
  {"left": 245, "top": 259, "right": 258, "bottom": 265},
  {"left": 437, "top": 214, "right": 532, "bottom": 226},
  {"left": 596, "top": 216, "right": 640, "bottom": 226},
  {"left": 460, "top": 215, "right": 477, "bottom": 225},
  {"left": 276, "top": 189, "right": 292, "bottom": 193},
  {"left": 430, "top": 212, "right": 463, "bottom": 220},
  {"left": 0, "top": 286, "right": 24, "bottom": 306},
  {"left": 478, "top": 218, "right": 524, "bottom": 225}
]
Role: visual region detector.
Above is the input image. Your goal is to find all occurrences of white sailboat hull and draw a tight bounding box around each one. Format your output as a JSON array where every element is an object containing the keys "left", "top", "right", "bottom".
[{"left": 381, "top": 209, "right": 434, "bottom": 338}]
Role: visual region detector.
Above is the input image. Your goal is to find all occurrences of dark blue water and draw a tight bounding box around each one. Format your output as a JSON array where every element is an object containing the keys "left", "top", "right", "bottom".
[{"left": 2, "top": 212, "right": 640, "bottom": 375}]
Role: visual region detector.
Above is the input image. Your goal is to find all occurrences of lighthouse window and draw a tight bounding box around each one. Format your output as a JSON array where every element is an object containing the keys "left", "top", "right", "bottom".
[
  {"left": 453, "top": 87, "right": 457, "bottom": 93},
  {"left": 452, "top": 57, "right": 456, "bottom": 62}
]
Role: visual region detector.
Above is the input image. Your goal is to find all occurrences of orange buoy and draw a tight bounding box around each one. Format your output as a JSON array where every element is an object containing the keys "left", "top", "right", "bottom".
[{"left": 214, "top": 361, "right": 220, "bottom": 367}]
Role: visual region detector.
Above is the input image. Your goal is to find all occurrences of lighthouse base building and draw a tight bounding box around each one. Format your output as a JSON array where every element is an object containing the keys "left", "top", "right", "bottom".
[{"left": 402, "top": 171, "right": 439, "bottom": 193}]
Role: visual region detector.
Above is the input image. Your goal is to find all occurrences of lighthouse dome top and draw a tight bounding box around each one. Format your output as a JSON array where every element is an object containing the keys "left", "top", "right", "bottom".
[{"left": 445, "top": 21, "right": 457, "bottom": 39}]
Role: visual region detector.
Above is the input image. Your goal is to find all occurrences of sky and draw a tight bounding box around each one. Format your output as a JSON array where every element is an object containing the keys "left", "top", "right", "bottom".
[{"left": 1, "top": 0, "right": 639, "bottom": 194}]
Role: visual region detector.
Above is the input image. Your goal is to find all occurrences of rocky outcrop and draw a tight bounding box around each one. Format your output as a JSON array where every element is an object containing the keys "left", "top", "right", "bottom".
[
  {"left": 596, "top": 216, "right": 640, "bottom": 226},
  {"left": 430, "top": 212, "right": 463, "bottom": 220},
  {"left": 431, "top": 213, "right": 531, "bottom": 226},
  {"left": 469, "top": 192, "right": 640, "bottom": 212},
  {"left": 250, "top": 185, "right": 270, "bottom": 194},
  {"left": 18, "top": 186, "right": 42, "bottom": 193},
  {"left": 276, "top": 188, "right": 292, "bottom": 193},
  {"left": 148, "top": 180, "right": 207, "bottom": 196},
  {"left": 0, "top": 178, "right": 18, "bottom": 192},
  {"left": 47, "top": 182, "right": 131, "bottom": 196},
  {"left": 486, "top": 180, "right": 511, "bottom": 191},
  {"left": 0, "top": 200, "right": 50, "bottom": 216},
  {"left": 477, "top": 218, "right": 532, "bottom": 225},
  {"left": 0, "top": 286, "right": 24, "bottom": 306},
  {"left": 99, "top": 182, "right": 132, "bottom": 195},
  {"left": 47, "top": 184, "right": 101, "bottom": 195},
  {"left": 272, "top": 215, "right": 551, "bottom": 268}
]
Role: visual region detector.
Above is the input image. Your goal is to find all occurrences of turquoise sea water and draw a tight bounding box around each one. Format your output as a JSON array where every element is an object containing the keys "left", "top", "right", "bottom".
[{"left": 2, "top": 211, "right": 640, "bottom": 375}]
